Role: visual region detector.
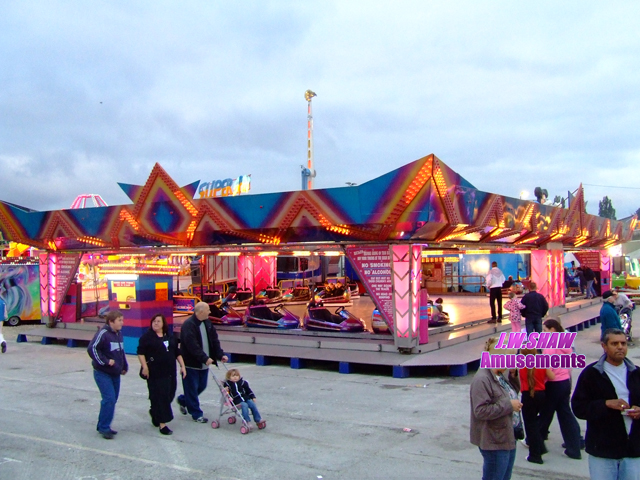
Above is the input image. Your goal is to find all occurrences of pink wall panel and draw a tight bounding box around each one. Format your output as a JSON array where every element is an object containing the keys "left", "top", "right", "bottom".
[
  {"left": 237, "top": 256, "right": 276, "bottom": 293},
  {"left": 600, "top": 251, "right": 611, "bottom": 295},
  {"left": 391, "top": 245, "right": 419, "bottom": 349},
  {"left": 531, "top": 250, "right": 564, "bottom": 308}
]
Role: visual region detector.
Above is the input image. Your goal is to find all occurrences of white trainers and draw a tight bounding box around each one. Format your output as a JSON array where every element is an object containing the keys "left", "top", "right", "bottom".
[{"left": 521, "top": 439, "right": 529, "bottom": 448}]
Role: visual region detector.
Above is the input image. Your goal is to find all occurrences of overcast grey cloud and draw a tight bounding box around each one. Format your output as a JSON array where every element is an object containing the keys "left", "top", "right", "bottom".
[{"left": 1, "top": 1, "right": 639, "bottom": 217}]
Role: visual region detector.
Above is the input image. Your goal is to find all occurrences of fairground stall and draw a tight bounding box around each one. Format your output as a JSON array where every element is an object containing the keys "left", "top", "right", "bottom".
[{"left": 0, "top": 155, "right": 636, "bottom": 373}]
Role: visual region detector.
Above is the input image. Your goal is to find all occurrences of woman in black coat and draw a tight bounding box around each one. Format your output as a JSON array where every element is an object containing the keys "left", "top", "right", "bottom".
[{"left": 137, "top": 314, "right": 186, "bottom": 435}]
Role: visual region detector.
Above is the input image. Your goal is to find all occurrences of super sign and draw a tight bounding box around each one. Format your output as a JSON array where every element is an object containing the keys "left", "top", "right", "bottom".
[{"left": 196, "top": 175, "right": 251, "bottom": 199}]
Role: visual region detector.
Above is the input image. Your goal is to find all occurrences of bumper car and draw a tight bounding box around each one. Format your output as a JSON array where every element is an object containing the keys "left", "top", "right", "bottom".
[
  {"left": 202, "top": 291, "right": 222, "bottom": 304},
  {"left": 315, "top": 282, "right": 351, "bottom": 304},
  {"left": 303, "top": 301, "right": 365, "bottom": 332},
  {"left": 371, "top": 309, "right": 391, "bottom": 334},
  {"left": 243, "top": 303, "right": 301, "bottom": 329},
  {"left": 283, "top": 286, "right": 312, "bottom": 303},
  {"left": 255, "top": 286, "right": 284, "bottom": 304},
  {"left": 510, "top": 282, "right": 524, "bottom": 295},
  {"left": 221, "top": 288, "right": 253, "bottom": 308},
  {"left": 347, "top": 281, "right": 360, "bottom": 298},
  {"left": 428, "top": 304, "right": 450, "bottom": 327},
  {"left": 208, "top": 303, "right": 244, "bottom": 326},
  {"left": 626, "top": 276, "right": 640, "bottom": 289}
]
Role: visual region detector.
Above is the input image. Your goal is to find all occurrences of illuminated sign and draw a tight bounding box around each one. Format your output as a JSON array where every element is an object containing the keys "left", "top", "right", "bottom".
[
  {"left": 196, "top": 175, "right": 251, "bottom": 199},
  {"left": 422, "top": 256, "right": 460, "bottom": 263}
]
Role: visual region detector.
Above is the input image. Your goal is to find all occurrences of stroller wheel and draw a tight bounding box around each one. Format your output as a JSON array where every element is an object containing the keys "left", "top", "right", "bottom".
[
  {"left": 240, "top": 426, "right": 249, "bottom": 434},
  {"left": 257, "top": 420, "right": 266, "bottom": 429},
  {"left": 210, "top": 420, "right": 219, "bottom": 429},
  {"left": 228, "top": 416, "right": 236, "bottom": 424}
]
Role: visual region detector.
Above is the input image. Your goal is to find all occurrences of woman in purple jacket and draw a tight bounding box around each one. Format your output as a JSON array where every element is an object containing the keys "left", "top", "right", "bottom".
[{"left": 87, "top": 310, "right": 128, "bottom": 439}]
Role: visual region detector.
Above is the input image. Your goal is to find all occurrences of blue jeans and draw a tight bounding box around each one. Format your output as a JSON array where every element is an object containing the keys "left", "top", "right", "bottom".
[
  {"left": 589, "top": 455, "right": 640, "bottom": 480},
  {"left": 525, "top": 316, "right": 543, "bottom": 335},
  {"left": 178, "top": 368, "right": 208, "bottom": 419},
  {"left": 479, "top": 448, "right": 516, "bottom": 480},
  {"left": 586, "top": 280, "right": 596, "bottom": 298},
  {"left": 240, "top": 399, "right": 261, "bottom": 423},
  {"left": 93, "top": 369, "right": 120, "bottom": 433}
]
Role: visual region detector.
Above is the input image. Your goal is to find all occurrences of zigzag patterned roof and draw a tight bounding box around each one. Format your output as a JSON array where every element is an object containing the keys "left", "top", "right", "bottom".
[{"left": 0, "top": 155, "right": 635, "bottom": 251}]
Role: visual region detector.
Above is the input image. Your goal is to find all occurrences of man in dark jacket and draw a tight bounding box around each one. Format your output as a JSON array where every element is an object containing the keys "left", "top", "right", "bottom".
[
  {"left": 87, "top": 310, "right": 128, "bottom": 439},
  {"left": 600, "top": 291, "right": 622, "bottom": 338},
  {"left": 571, "top": 329, "right": 640, "bottom": 478},
  {"left": 584, "top": 266, "right": 598, "bottom": 299},
  {"left": 520, "top": 282, "right": 549, "bottom": 334},
  {"left": 177, "top": 302, "right": 228, "bottom": 423}
]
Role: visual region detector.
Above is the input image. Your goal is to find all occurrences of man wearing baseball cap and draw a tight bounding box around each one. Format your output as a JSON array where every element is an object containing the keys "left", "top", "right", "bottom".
[{"left": 600, "top": 291, "right": 622, "bottom": 338}]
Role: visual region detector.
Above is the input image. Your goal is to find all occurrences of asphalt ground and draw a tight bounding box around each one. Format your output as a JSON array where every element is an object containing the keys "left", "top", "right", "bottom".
[{"left": 1, "top": 321, "right": 635, "bottom": 480}]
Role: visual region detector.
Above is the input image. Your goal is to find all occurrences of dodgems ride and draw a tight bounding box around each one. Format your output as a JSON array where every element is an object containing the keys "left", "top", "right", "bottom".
[
  {"left": 303, "top": 299, "right": 365, "bottom": 332},
  {"left": 208, "top": 302, "right": 244, "bottom": 326},
  {"left": 243, "top": 302, "right": 301, "bottom": 329}
]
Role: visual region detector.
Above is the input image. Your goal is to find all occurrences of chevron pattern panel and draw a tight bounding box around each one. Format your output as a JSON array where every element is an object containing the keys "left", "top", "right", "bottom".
[
  {"left": 253, "top": 257, "right": 276, "bottom": 292},
  {"left": 38, "top": 253, "right": 52, "bottom": 320},
  {"left": 531, "top": 250, "right": 564, "bottom": 308},
  {"left": 236, "top": 256, "right": 276, "bottom": 293},
  {"left": 391, "top": 245, "right": 419, "bottom": 349},
  {"left": 600, "top": 251, "right": 611, "bottom": 295},
  {"left": 237, "top": 256, "right": 252, "bottom": 291},
  {"left": 411, "top": 245, "right": 421, "bottom": 336},
  {"left": 531, "top": 250, "right": 551, "bottom": 303},
  {"left": 549, "top": 250, "right": 563, "bottom": 308}
]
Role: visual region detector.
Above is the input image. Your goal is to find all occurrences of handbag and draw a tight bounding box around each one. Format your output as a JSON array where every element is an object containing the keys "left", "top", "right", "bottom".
[
  {"left": 514, "top": 416, "right": 525, "bottom": 440},
  {"left": 139, "top": 355, "right": 154, "bottom": 379}
]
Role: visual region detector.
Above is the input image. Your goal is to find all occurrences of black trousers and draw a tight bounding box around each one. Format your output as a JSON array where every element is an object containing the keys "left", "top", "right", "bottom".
[
  {"left": 522, "top": 390, "right": 547, "bottom": 460},
  {"left": 148, "top": 375, "right": 177, "bottom": 424},
  {"left": 538, "top": 379, "right": 582, "bottom": 457},
  {"left": 489, "top": 287, "right": 503, "bottom": 319}
]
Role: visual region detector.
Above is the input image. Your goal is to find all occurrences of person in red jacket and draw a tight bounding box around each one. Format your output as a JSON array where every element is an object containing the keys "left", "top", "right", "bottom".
[{"left": 519, "top": 348, "right": 555, "bottom": 464}]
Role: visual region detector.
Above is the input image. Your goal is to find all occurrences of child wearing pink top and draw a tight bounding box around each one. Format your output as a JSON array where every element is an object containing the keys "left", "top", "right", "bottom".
[{"left": 504, "top": 291, "right": 525, "bottom": 332}]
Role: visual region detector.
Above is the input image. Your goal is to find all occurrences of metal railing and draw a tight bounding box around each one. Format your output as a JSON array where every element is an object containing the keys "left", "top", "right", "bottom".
[{"left": 440, "top": 274, "right": 486, "bottom": 293}]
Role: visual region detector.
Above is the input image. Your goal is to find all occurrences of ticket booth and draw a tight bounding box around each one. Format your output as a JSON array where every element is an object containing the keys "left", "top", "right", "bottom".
[{"left": 107, "top": 274, "right": 174, "bottom": 354}]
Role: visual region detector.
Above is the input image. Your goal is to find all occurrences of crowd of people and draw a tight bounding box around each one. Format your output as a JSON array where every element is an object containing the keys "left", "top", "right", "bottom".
[
  {"left": 83, "top": 269, "right": 637, "bottom": 480},
  {"left": 486, "top": 262, "right": 636, "bottom": 335},
  {"left": 86, "top": 302, "right": 266, "bottom": 439},
  {"left": 470, "top": 320, "right": 639, "bottom": 480},
  {"left": 476, "top": 261, "right": 638, "bottom": 479}
]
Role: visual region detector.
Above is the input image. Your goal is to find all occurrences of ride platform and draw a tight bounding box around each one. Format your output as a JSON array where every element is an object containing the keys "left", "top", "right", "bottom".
[{"left": 18, "top": 297, "right": 603, "bottom": 378}]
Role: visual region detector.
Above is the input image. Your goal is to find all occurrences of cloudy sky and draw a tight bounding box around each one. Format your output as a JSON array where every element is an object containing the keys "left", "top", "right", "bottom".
[{"left": 1, "top": 1, "right": 639, "bottom": 218}]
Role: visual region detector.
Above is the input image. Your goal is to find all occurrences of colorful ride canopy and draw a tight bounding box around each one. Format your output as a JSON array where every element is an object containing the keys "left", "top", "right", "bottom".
[{"left": 0, "top": 154, "right": 635, "bottom": 252}]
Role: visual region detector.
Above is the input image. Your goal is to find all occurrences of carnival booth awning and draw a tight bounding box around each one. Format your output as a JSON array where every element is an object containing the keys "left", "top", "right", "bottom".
[{"left": 0, "top": 154, "right": 636, "bottom": 251}]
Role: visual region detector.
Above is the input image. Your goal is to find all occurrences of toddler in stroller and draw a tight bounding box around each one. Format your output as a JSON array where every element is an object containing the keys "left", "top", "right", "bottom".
[{"left": 224, "top": 369, "right": 266, "bottom": 430}]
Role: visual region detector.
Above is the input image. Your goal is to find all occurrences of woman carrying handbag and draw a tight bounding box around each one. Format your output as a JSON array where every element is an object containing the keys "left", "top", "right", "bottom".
[{"left": 137, "top": 313, "right": 186, "bottom": 435}]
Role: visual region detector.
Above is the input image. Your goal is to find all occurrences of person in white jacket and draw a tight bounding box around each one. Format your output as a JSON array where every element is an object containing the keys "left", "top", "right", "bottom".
[{"left": 486, "top": 262, "right": 506, "bottom": 324}]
